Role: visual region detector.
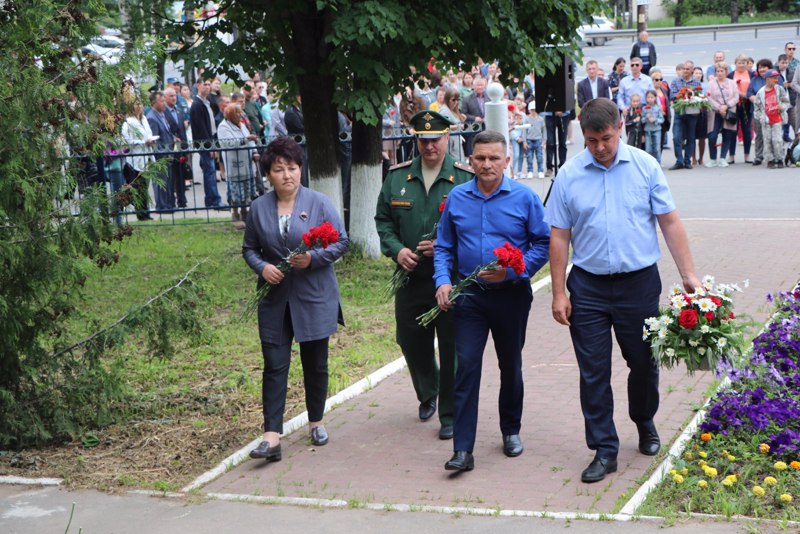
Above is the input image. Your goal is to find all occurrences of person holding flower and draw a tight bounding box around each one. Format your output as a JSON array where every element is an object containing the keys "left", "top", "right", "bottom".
[
  {"left": 242, "top": 137, "right": 349, "bottom": 462},
  {"left": 668, "top": 62, "right": 703, "bottom": 170},
  {"left": 375, "top": 110, "right": 473, "bottom": 441},
  {"left": 434, "top": 130, "right": 550, "bottom": 471},
  {"left": 546, "top": 98, "right": 700, "bottom": 484}
]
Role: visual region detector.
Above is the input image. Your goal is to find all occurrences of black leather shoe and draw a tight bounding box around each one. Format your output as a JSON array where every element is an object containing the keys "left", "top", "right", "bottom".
[
  {"left": 684, "top": 163, "right": 693, "bottom": 170},
  {"left": 444, "top": 451, "right": 474, "bottom": 471},
  {"left": 502, "top": 434, "right": 524, "bottom": 457},
  {"left": 249, "top": 441, "right": 282, "bottom": 462},
  {"left": 419, "top": 397, "right": 437, "bottom": 421},
  {"left": 438, "top": 424, "right": 454, "bottom": 440},
  {"left": 637, "top": 421, "right": 661, "bottom": 456},
  {"left": 581, "top": 456, "right": 617, "bottom": 483},
  {"left": 752, "top": 159, "right": 763, "bottom": 166},
  {"left": 310, "top": 426, "right": 329, "bottom": 446},
  {"left": 668, "top": 163, "right": 684, "bottom": 171}
]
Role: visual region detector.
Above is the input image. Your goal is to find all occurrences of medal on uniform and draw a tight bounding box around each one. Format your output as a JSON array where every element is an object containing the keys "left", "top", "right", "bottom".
[{"left": 400, "top": 187, "right": 406, "bottom": 196}]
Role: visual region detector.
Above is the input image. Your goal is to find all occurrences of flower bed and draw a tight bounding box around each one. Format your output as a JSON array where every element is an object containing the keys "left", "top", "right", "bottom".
[{"left": 645, "top": 281, "right": 800, "bottom": 520}]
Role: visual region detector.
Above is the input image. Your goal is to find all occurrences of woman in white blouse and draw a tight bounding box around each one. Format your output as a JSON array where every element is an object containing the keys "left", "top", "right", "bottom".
[{"left": 121, "top": 100, "right": 155, "bottom": 220}]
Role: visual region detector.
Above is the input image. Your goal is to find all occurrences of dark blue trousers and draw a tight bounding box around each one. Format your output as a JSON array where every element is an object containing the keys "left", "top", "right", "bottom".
[
  {"left": 452, "top": 282, "right": 532, "bottom": 453},
  {"left": 566, "top": 265, "right": 661, "bottom": 459}
]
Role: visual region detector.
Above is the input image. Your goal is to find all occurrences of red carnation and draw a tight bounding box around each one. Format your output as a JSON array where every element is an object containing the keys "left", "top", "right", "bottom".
[
  {"left": 710, "top": 296, "right": 722, "bottom": 306},
  {"left": 705, "top": 312, "right": 714, "bottom": 321},
  {"left": 439, "top": 201, "right": 445, "bottom": 213},
  {"left": 729, "top": 312, "right": 735, "bottom": 319},
  {"left": 678, "top": 309, "right": 699, "bottom": 329},
  {"left": 179, "top": 156, "right": 187, "bottom": 164},
  {"left": 303, "top": 221, "right": 339, "bottom": 248},
  {"left": 493, "top": 242, "right": 525, "bottom": 276}
]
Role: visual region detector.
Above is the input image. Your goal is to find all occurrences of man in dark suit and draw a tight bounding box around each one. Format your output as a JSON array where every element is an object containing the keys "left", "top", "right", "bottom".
[
  {"left": 460, "top": 76, "right": 487, "bottom": 156},
  {"left": 577, "top": 60, "right": 612, "bottom": 109},
  {"left": 146, "top": 91, "right": 177, "bottom": 211},
  {"left": 190, "top": 79, "right": 223, "bottom": 207},
  {"left": 164, "top": 86, "right": 188, "bottom": 208}
]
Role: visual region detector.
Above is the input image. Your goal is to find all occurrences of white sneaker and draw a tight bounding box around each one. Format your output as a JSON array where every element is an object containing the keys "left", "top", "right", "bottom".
[
  {"left": 704, "top": 160, "right": 718, "bottom": 168},
  {"left": 525, "top": 172, "right": 532, "bottom": 179},
  {"left": 538, "top": 172, "right": 544, "bottom": 179},
  {"left": 717, "top": 159, "right": 729, "bottom": 167}
]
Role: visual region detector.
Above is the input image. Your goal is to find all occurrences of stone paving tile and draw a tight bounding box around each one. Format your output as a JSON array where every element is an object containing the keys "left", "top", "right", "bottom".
[{"left": 204, "top": 220, "right": 800, "bottom": 513}]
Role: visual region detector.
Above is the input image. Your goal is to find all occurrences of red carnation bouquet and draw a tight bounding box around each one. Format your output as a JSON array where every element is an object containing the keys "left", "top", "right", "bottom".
[
  {"left": 243, "top": 221, "right": 339, "bottom": 319},
  {"left": 416, "top": 242, "right": 526, "bottom": 327},
  {"left": 383, "top": 201, "right": 446, "bottom": 300},
  {"left": 643, "top": 276, "right": 747, "bottom": 374}
]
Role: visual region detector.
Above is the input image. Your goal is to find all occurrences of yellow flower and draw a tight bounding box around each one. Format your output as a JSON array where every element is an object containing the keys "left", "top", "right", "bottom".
[
  {"left": 791, "top": 461, "right": 800, "bottom": 470},
  {"left": 699, "top": 451, "right": 708, "bottom": 459},
  {"left": 673, "top": 474, "right": 684, "bottom": 484},
  {"left": 697, "top": 480, "right": 708, "bottom": 489},
  {"left": 780, "top": 493, "right": 793, "bottom": 503},
  {"left": 703, "top": 467, "right": 718, "bottom": 477},
  {"left": 726, "top": 454, "right": 736, "bottom": 461},
  {"left": 722, "top": 478, "right": 734, "bottom": 487},
  {"left": 701, "top": 433, "right": 712, "bottom": 442},
  {"left": 775, "top": 461, "right": 788, "bottom": 471},
  {"left": 680, "top": 468, "right": 689, "bottom": 476},
  {"left": 759, "top": 443, "right": 770, "bottom": 454},
  {"left": 669, "top": 469, "right": 677, "bottom": 476},
  {"left": 698, "top": 460, "right": 707, "bottom": 468},
  {"left": 764, "top": 476, "right": 778, "bottom": 487},
  {"left": 684, "top": 452, "right": 694, "bottom": 461},
  {"left": 752, "top": 486, "right": 766, "bottom": 497}
]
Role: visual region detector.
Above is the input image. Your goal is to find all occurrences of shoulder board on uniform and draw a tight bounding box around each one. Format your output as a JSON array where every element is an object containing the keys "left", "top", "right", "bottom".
[
  {"left": 453, "top": 161, "right": 475, "bottom": 173},
  {"left": 389, "top": 160, "right": 413, "bottom": 171}
]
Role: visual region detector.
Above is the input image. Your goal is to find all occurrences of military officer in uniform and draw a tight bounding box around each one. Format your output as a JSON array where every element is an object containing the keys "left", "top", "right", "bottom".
[{"left": 375, "top": 110, "right": 473, "bottom": 440}]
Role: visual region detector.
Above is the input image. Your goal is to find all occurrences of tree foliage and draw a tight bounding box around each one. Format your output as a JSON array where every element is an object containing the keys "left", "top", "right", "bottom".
[{"left": 0, "top": 0, "right": 206, "bottom": 448}]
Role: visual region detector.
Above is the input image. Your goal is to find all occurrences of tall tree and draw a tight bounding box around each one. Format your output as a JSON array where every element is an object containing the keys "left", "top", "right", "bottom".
[{"left": 171, "top": 0, "right": 600, "bottom": 256}]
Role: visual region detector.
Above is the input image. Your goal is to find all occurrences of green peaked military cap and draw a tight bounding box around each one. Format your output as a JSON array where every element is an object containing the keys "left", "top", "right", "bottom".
[{"left": 409, "top": 110, "right": 453, "bottom": 138}]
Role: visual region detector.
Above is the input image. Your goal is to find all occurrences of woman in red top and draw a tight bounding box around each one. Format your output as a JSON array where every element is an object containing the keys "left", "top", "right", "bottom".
[{"left": 649, "top": 68, "right": 671, "bottom": 149}]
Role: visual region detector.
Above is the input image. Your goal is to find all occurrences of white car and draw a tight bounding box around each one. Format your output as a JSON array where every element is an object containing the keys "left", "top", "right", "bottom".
[
  {"left": 578, "top": 16, "right": 615, "bottom": 47},
  {"left": 80, "top": 35, "right": 125, "bottom": 64}
]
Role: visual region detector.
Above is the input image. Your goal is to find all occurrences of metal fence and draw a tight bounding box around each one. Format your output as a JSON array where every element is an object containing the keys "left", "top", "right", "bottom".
[{"left": 582, "top": 18, "right": 800, "bottom": 44}]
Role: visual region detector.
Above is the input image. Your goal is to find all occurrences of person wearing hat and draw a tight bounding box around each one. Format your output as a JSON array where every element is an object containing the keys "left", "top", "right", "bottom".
[
  {"left": 375, "top": 110, "right": 473, "bottom": 440},
  {"left": 754, "top": 68, "right": 790, "bottom": 168}
]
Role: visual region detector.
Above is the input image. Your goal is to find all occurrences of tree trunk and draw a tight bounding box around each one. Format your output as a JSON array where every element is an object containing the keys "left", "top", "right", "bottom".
[
  {"left": 731, "top": 1, "right": 739, "bottom": 23},
  {"left": 292, "top": 13, "right": 343, "bottom": 218},
  {"left": 349, "top": 121, "right": 383, "bottom": 258},
  {"left": 674, "top": 0, "right": 684, "bottom": 26}
]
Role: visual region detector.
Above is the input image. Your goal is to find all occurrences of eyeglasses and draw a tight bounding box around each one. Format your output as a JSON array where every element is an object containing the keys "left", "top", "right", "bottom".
[
  {"left": 788, "top": 47, "right": 797, "bottom": 51},
  {"left": 244, "top": 85, "right": 253, "bottom": 91},
  {"left": 631, "top": 63, "right": 642, "bottom": 67}
]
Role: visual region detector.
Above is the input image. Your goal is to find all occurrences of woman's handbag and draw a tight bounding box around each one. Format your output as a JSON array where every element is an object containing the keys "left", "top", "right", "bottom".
[{"left": 717, "top": 79, "right": 739, "bottom": 125}]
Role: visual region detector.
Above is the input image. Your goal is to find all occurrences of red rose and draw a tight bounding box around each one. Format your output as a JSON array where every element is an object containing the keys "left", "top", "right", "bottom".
[
  {"left": 705, "top": 312, "right": 714, "bottom": 321},
  {"left": 710, "top": 296, "right": 722, "bottom": 306},
  {"left": 678, "top": 309, "right": 699, "bottom": 329},
  {"left": 729, "top": 312, "right": 735, "bottom": 319}
]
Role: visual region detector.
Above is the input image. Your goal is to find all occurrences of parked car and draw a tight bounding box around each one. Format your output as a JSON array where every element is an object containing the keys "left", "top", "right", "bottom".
[
  {"left": 577, "top": 15, "right": 615, "bottom": 46},
  {"left": 80, "top": 35, "right": 125, "bottom": 64}
]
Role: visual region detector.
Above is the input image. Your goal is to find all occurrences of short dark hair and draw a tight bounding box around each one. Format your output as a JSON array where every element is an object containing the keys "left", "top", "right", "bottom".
[
  {"left": 579, "top": 97, "right": 620, "bottom": 133},
  {"left": 757, "top": 58, "right": 773, "bottom": 69},
  {"left": 262, "top": 136, "right": 304, "bottom": 171},
  {"left": 148, "top": 91, "right": 163, "bottom": 104},
  {"left": 472, "top": 129, "right": 507, "bottom": 151}
]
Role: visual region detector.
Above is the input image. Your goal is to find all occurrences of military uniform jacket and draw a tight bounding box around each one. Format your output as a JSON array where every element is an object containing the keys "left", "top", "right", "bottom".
[{"left": 375, "top": 153, "right": 473, "bottom": 280}]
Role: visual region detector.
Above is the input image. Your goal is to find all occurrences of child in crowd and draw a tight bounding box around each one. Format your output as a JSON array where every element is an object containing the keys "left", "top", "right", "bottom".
[
  {"left": 523, "top": 101, "right": 546, "bottom": 179},
  {"left": 625, "top": 93, "right": 644, "bottom": 148},
  {"left": 509, "top": 111, "right": 526, "bottom": 178},
  {"left": 753, "top": 69, "right": 789, "bottom": 169},
  {"left": 642, "top": 90, "right": 665, "bottom": 163}
]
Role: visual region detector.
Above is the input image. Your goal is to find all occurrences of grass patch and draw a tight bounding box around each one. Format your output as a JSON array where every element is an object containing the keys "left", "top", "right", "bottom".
[{"left": 648, "top": 12, "right": 795, "bottom": 28}]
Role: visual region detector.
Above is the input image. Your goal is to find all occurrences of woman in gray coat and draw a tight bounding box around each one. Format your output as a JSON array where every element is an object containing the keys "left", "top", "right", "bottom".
[{"left": 242, "top": 137, "right": 349, "bottom": 462}]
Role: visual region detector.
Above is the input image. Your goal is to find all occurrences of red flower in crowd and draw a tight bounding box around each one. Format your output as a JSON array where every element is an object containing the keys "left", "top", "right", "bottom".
[
  {"left": 179, "top": 156, "right": 187, "bottom": 164},
  {"left": 705, "top": 312, "right": 715, "bottom": 322},
  {"left": 493, "top": 242, "right": 526, "bottom": 275},
  {"left": 302, "top": 221, "right": 339, "bottom": 248},
  {"left": 439, "top": 201, "right": 445, "bottom": 213},
  {"left": 679, "top": 309, "right": 699, "bottom": 330}
]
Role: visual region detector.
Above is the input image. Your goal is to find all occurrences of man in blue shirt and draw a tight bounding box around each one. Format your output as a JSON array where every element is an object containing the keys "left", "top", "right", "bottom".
[
  {"left": 616, "top": 58, "right": 654, "bottom": 115},
  {"left": 434, "top": 130, "right": 550, "bottom": 471},
  {"left": 546, "top": 98, "right": 700, "bottom": 483},
  {"left": 668, "top": 62, "right": 703, "bottom": 170}
]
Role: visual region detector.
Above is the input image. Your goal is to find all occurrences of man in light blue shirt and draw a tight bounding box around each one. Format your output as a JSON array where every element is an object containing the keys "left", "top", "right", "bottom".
[
  {"left": 545, "top": 98, "right": 700, "bottom": 484},
  {"left": 434, "top": 130, "right": 550, "bottom": 472},
  {"left": 616, "top": 58, "right": 654, "bottom": 114}
]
